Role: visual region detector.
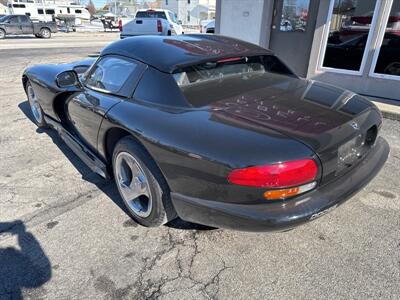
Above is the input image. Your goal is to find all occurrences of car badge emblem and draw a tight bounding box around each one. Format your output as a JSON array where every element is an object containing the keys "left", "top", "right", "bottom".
[{"left": 350, "top": 121, "right": 359, "bottom": 130}]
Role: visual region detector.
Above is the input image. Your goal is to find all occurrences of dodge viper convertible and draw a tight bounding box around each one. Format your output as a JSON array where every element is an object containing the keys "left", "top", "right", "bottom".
[{"left": 22, "top": 35, "right": 389, "bottom": 231}]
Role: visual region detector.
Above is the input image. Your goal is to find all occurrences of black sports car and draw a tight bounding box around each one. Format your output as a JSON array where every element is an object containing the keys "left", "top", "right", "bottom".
[{"left": 22, "top": 35, "right": 389, "bottom": 231}]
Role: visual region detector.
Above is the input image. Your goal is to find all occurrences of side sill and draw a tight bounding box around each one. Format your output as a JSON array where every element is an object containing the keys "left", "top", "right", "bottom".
[{"left": 44, "top": 115, "right": 111, "bottom": 180}]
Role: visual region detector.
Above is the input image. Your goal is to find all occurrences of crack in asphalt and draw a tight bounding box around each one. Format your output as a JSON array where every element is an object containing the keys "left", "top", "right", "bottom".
[{"left": 121, "top": 229, "right": 232, "bottom": 299}]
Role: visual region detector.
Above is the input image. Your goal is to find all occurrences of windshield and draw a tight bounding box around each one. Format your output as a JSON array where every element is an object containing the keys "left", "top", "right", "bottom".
[
  {"left": 168, "top": 11, "right": 178, "bottom": 23},
  {"left": 136, "top": 11, "right": 167, "bottom": 20},
  {"left": 173, "top": 55, "right": 295, "bottom": 107},
  {"left": 0, "top": 15, "right": 10, "bottom": 22}
]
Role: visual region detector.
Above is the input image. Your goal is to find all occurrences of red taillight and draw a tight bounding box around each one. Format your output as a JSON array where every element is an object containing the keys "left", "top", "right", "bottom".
[
  {"left": 217, "top": 57, "right": 243, "bottom": 63},
  {"left": 118, "top": 19, "right": 122, "bottom": 32},
  {"left": 227, "top": 159, "right": 318, "bottom": 188},
  {"left": 157, "top": 19, "right": 162, "bottom": 32}
]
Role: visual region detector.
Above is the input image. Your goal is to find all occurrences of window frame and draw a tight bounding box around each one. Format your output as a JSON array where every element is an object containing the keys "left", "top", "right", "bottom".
[
  {"left": 317, "top": 0, "right": 382, "bottom": 76},
  {"left": 83, "top": 55, "right": 146, "bottom": 98},
  {"left": 369, "top": 0, "right": 400, "bottom": 81}
]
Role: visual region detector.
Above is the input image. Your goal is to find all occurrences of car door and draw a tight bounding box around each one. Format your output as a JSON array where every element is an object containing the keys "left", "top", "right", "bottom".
[
  {"left": 5, "top": 16, "right": 22, "bottom": 34},
  {"left": 66, "top": 55, "right": 145, "bottom": 153},
  {"left": 19, "top": 15, "right": 32, "bottom": 34}
]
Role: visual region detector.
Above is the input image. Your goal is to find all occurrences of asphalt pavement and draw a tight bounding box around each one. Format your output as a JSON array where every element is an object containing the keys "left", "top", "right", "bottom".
[{"left": 0, "top": 34, "right": 399, "bottom": 299}]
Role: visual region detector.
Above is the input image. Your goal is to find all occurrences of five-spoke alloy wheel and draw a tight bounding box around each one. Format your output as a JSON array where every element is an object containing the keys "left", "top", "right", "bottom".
[
  {"left": 115, "top": 152, "right": 152, "bottom": 218},
  {"left": 112, "top": 136, "right": 176, "bottom": 227},
  {"left": 27, "top": 82, "right": 47, "bottom": 128}
]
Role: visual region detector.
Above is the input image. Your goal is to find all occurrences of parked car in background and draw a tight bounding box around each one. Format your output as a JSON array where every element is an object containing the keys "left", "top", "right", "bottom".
[
  {"left": 121, "top": 9, "right": 183, "bottom": 39},
  {"left": 204, "top": 19, "right": 215, "bottom": 33},
  {"left": 200, "top": 19, "right": 213, "bottom": 33},
  {"left": 325, "top": 33, "right": 400, "bottom": 75},
  {"left": 0, "top": 14, "right": 57, "bottom": 39},
  {"left": 22, "top": 35, "right": 388, "bottom": 231}
]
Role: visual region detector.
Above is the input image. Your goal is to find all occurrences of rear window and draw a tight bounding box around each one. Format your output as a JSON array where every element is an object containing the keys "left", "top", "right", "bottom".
[
  {"left": 136, "top": 11, "right": 167, "bottom": 19},
  {"left": 173, "top": 55, "right": 295, "bottom": 107}
]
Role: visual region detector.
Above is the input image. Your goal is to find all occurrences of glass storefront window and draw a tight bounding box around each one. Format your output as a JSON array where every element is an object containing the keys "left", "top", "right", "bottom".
[
  {"left": 322, "top": 0, "right": 378, "bottom": 71},
  {"left": 373, "top": 2, "right": 400, "bottom": 76},
  {"left": 280, "top": 0, "right": 310, "bottom": 32}
]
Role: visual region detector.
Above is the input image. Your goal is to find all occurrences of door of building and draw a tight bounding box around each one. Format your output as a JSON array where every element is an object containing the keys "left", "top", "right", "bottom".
[{"left": 269, "top": 0, "right": 320, "bottom": 77}]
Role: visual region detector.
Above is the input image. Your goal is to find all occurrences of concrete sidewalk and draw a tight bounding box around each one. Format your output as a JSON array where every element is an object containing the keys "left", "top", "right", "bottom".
[{"left": 371, "top": 99, "right": 400, "bottom": 121}]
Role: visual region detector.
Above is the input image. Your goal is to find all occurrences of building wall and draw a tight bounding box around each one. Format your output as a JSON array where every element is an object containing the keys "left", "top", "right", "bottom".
[
  {"left": 217, "top": 0, "right": 400, "bottom": 100},
  {"left": 161, "top": 0, "right": 214, "bottom": 25},
  {"left": 218, "top": 0, "right": 266, "bottom": 45}
]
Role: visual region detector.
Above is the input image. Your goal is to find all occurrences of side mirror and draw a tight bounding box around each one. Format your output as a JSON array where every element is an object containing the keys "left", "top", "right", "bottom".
[{"left": 56, "top": 70, "right": 81, "bottom": 89}]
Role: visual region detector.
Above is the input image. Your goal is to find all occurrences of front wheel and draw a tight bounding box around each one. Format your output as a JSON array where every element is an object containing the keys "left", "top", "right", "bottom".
[
  {"left": 112, "top": 137, "right": 177, "bottom": 227},
  {"left": 40, "top": 28, "right": 51, "bottom": 39},
  {"left": 26, "top": 81, "right": 47, "bottom": 128},
  {"left": 0, "top": 29, "right": 5, "bottom": 39}
]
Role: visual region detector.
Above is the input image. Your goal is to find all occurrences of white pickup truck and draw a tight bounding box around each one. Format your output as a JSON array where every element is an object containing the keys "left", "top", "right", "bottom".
[{"left": 120, "top": 9, "right": 183, "bottom": 39}]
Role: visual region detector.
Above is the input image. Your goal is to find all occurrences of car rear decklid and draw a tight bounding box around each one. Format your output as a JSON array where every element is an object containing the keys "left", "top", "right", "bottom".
[{"left": 176, "top": 65, "right": 381, "bottom": 185}]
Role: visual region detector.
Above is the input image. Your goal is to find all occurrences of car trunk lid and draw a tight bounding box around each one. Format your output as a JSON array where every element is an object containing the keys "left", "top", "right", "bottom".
[{"left": 181, "top": 73, "right": 381, "bottom": 185}]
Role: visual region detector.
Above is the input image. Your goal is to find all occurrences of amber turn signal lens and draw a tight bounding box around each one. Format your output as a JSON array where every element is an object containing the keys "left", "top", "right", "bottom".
[
  {"left": 263, "top": 182, "right": 317, "bottom": 200},
  {"left": 264, "top": 187, "right": 300, "bottom": 200}
]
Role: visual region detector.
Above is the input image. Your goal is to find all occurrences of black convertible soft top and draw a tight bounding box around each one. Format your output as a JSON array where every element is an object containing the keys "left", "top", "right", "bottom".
[{"left": 101, "top": 34, "right": 272, "bottom": 73}]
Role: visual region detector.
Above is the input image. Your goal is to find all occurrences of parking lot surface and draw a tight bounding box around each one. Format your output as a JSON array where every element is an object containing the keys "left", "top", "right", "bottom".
[{"left": 0, "top": 35, "right": 399, "bottom": 299}]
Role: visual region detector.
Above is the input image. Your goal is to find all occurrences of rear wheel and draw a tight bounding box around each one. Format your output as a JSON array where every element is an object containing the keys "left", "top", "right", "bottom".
[
  {"left": 40, "top": 28, "right": 51, "bottom": 39},
  {"left": 0, "top": 29, "right": 5, "bottom": 39},
  {"left": 112, "top": 137, "right": 177, "bottom": 227},
  {"left": 26, "top": 82, "right": 47, "bottom": 128}
]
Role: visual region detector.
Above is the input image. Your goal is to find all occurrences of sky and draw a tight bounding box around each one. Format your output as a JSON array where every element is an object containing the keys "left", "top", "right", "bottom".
[{"left": 92, "top": 0, "right": 107, "bottom": 9}]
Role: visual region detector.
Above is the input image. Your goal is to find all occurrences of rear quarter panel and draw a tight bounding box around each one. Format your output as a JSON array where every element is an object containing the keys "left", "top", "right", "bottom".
[{"left": 98, "top": 100, "right": 317, "bottom": 204}]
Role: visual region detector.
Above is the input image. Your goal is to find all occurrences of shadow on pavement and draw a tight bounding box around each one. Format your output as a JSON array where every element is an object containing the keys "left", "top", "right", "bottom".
[
  {"left": 1, "top": 35, "right": 41, "bottom": 40},
  {"left": 18, "top": 100, "right": 216, "bottom": 232},
  {"left": 0, "top": 221, "right": 51, "bottom": 299}
]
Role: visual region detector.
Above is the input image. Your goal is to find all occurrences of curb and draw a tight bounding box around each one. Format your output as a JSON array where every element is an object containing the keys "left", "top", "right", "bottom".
[{"left": 372, "top": 101, "right": 400, "bottom": 121}]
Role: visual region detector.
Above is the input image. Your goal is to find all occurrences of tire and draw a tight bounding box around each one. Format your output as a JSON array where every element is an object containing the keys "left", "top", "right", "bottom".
[
  {"left": 26, "top": 81, "right": 47, "bottom": 128},
  {"left": 40, "top": 28, "right": 51, "bottom": 39},
  {"left": 112, "top": 136, "right": 177, "bottom": 227},
  {"left": 0, "top": 29, "right": 5, "bottom": 39}
]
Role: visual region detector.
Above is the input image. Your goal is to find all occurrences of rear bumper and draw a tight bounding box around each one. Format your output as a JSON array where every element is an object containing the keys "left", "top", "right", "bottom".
[{"left": 171, "top": 137, "right": 389, "bottom": 232}]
